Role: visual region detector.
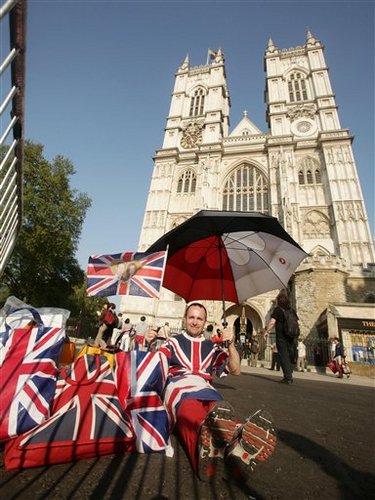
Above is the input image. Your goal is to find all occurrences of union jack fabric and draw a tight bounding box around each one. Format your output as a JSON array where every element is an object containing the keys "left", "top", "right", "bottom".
[
  {"left": 159, "top": 333, "right": 229, "bottom": 428},
  {"left": 115, "top": 350, "right": 173, "bottom": 456},
  {"left": 0, "top": 321, "right": 65, "bottom": 442},
  {"left": 86, "top": 251, "right": 166, "bottom": 298},
  {"left": 4, "top": 355, "right": 135, "bottom": 470}
]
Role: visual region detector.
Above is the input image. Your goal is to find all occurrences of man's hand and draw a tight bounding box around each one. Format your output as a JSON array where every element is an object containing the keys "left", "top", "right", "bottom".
[
  {"left": 222, "top": 326, "right": 240, "bottom": 375},
  {"left": 221, "top": 327, "right": 234, "bottom": 344}
]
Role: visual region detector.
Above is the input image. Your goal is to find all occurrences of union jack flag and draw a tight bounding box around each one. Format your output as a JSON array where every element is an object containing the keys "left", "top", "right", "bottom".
[
  {"left": 115, "top": 350, "right": 173, "bottom": 456},
  {"left": 86, "top": 251, "right": 166, "bottom": 298},
  {"left": 4, "top": 355, "right": 135, "bottom": 469},
  {"left": 0, "top": 322, "right": 65, "bottom": 442}
]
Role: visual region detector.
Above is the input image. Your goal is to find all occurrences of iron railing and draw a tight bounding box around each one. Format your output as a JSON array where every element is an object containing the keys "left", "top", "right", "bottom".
[{"left": 0, "top": 0, "right": 26, "bottom": 276}]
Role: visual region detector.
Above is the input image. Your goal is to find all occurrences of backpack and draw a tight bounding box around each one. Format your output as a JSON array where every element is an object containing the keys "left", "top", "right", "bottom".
[
  {"left": 282, "top": 308, "right": 300, "bottom": 339},
  {"left": 104, "top": 310, "right": 118, "bottom": 327},
  {"left": 250, "top": 339, "right": 260, "bottom": 354}
]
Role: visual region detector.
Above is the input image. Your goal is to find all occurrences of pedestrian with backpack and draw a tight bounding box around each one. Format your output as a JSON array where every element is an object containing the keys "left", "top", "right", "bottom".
[
  {"left": 94, "top": 303, "right": 118, "bottom": 348},
  {"left": 264, "top": 290, "right": 300, "bottom": 385}
]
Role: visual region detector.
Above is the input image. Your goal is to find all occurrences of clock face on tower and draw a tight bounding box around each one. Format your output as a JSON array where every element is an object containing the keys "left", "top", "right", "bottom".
[{"left": 180, "top": 122, "right": 203, "bottom": 149}]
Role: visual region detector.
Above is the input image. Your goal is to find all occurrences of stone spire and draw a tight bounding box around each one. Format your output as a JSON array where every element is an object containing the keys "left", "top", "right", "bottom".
[
  {"left": 266, "top": 36, "right": 278, "bottom": 54},
  {"left": 306, "top": 29, "right": 320, "bottom": 47},
  {"left": 215, "top": 48, "right": 224, "bottom": 63},
  {"left": 178, "top": 54, "right": 189, "bottom": 71}
]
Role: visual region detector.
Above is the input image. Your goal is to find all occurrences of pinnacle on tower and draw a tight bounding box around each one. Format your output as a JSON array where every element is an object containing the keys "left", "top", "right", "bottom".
[
  {"left": 179, "top": 54, "right": 189, "bottom": 71},
  {"left": 306, "top": 29, "right": 320, "bottom": 46},
  {"left": 266, "top": 36, "right": 277, "bottom": 53},
  {"left": 216, "top": 48, "right": 224, "bottom": 62}
]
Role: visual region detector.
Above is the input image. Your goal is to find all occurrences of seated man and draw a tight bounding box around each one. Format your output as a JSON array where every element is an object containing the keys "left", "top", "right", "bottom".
[{"left": 145, "top": 302, "right": 276, "bottom": 481}]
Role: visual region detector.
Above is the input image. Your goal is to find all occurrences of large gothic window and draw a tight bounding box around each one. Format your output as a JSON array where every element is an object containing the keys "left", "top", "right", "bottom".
[
  {"left": 298, "top": 157, "right": 322, "bottom": 185},
  {"left": 189, "top": 87, "right": 205, "bottom": 117},
  {"left": 177, "top": 169, "right": 197, "bottom": 194},
  {"left": 222, "top": 164, "right": 269, "bottom": 213},
  {"left": 288, "top": 72, "right": 308, "bottom": 102}
]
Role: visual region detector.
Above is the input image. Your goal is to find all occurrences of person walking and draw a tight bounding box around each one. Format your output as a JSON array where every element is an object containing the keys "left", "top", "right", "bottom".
[
  {"left": 333, "top": 337, "right": 345, "bottom": 378},
  {"left": 135, "top": 316, "right": 148, "bottom": 351},
  {"left": 264, "top": 290, "right": 299, "bottom": 385},
  {"left": 151, "top": 322, "right": 172, "bottom": 351},
  {"left": 94, "top": 302, "right": 110, "bottom": 347},
  {"left": 95, "top": 303, "right": 118, "bottom": 348},
  {"left": 270, "top": 343, "right": 281, "bottom": 371},
  {"left": 297, "top": 337, "right": 306, "bottom": 372},
  {"left": 204, "top": 324, "right": 214, "bottom": 340},
  {"left": 116, "top": 317, "right": 134, "bottom": 352},
  {"left": 249, "top": 332, "right": 260, "bottom": 367}
]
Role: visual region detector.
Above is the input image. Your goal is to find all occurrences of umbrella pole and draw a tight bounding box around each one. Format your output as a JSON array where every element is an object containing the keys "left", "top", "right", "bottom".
[
  {"left": 218, "top": 237, "right": 230, "bottom": 349},
  {"left": 218, "top": 237, "right": 226, "bottom": 325}
]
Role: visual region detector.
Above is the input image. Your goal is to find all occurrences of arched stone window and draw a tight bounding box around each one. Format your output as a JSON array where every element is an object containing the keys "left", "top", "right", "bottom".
[
  {"left": 189, "top": 87, "right": 205, "bottom": 117},
  {"left": 298, "top": 157, "right": 322, "bottom": 185},
  {"left": 177, "top": 170, "right": 197, "bottom": 194},
  {"left": 288, "top": 71, "right": 308, "bottom": 102},
  {"left": 222, "top": 164, "right": 268, "bottom": 213},
  {"left": 315, "top": 169, "right": 321, "bottom": 183}
]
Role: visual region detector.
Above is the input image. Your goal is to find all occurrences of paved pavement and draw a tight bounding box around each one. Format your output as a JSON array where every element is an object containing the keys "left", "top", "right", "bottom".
[
  {"left": 240, "top": 364, "right": 375, "bottom": 388},
  {"left": 0, "top": 366, "right": 374, "bottom": 500}
]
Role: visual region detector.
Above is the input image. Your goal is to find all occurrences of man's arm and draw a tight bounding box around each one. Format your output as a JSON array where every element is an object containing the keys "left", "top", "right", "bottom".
[
  {"left": 221, "top": 327, "right": 241, "bottom": 375},
  {"left": 264, "top": 318, "right": 276, "bottom": 339},
  {"left": 226, "top": 342, "right": 241, "bottom": 375}
]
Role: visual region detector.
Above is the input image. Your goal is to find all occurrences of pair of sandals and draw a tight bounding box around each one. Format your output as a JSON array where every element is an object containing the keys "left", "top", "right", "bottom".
[{"left": 198, "top": 401, "right": 276, "bottom": 481}]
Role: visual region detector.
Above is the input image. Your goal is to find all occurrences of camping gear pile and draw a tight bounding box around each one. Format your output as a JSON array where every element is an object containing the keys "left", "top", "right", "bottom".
[{"left": 0, "top": 297, "right": 172, "bottom": 471}]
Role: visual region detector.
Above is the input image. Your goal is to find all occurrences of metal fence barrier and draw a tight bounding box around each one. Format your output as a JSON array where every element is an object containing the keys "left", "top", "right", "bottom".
[{"left": 0, "top": 0, "right": 26, "bottom": 276}]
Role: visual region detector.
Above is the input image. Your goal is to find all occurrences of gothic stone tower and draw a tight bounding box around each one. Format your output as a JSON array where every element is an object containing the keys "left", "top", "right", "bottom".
[
  {"left": 120, "top": 35, "right": 374, "bottom": 347},
  {"left": 263, "top": 31, "right": 374, "bottom": 343}
]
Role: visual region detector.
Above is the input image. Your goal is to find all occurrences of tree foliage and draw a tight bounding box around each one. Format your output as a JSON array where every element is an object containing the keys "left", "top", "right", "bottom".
[
  {"left": 1, "top": 141, "right": 91, "bottom": 310},
  {"left": 71, "top": 280, "right": 108, "bottom": 317}
]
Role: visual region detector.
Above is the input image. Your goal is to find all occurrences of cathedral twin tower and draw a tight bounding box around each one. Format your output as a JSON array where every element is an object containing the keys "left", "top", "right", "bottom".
[{"left": 121, "top": 32, "right": 374, "bottom": 345}]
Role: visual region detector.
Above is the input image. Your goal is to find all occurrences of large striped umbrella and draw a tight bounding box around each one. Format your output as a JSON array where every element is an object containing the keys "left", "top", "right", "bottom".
[{"left": 147, "top": 210, "right": 308, "bottom": 308}]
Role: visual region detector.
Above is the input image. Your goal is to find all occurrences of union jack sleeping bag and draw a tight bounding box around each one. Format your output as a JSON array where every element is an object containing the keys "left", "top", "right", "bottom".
[{"left": 4, "top": 355, "right": 135, "bottom": 470}]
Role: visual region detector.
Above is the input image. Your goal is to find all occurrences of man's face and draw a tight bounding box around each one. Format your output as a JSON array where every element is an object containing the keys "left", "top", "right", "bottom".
[{"left": 185, "top": 305, "right": 206, "bottom": 338}]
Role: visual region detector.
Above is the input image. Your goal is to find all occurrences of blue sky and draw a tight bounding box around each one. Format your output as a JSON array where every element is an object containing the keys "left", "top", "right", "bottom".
[{"left": 4, "top": 1, "right": 375, "bottom": 268}]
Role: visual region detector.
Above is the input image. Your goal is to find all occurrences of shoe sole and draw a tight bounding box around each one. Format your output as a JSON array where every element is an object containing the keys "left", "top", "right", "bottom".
[
  {"left": 199, "top": 401, "right": 238, "bottom": 481},
  {"left": 225, "top": 409, "right": 276, "bottom": 479},
  {"left": 241, "top": 410, "right": 276, "bottom": 461}
]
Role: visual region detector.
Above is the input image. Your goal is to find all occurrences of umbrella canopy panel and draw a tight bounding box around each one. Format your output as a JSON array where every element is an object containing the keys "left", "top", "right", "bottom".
[{"left": 147, "top": 210, "right": 309, "bottom": 304}]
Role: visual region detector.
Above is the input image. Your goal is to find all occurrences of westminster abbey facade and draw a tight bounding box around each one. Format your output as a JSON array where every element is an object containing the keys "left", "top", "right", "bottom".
[{"left": 121, "top": 32, "right": 375, "bottom": 363}]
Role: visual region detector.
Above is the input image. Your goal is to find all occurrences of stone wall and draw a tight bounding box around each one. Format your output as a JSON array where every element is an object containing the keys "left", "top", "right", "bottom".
[
  {"left": 346, "top": 276, "right": 375, "bottom": 303},
  {"left": 294, "top": 269, "right": 347, "bottom": 339}
]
